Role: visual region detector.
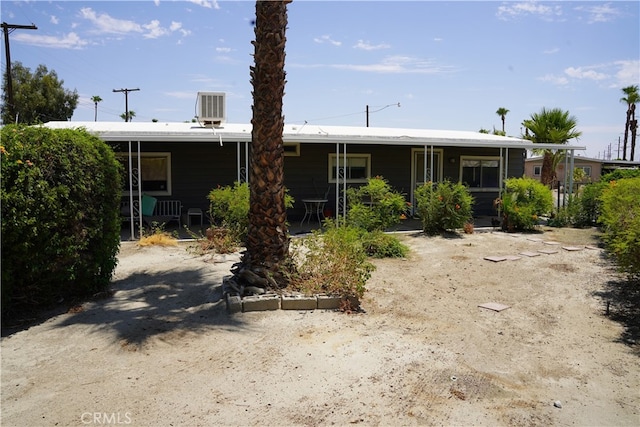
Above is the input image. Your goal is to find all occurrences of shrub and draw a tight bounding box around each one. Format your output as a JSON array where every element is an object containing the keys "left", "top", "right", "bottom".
[
  {"left": 599, "top": 177, "right": 640, "bottom": 279},
  {"left": 289, "top": 223, "right": 375, "bottom": 304},
  {"left": 207, "top": 181, "right": 294, "bottom": 244},
  {"left": 575, "top": 169, "right": 640, "bottom": 227},
  {"left": 208, "top": 182, "right": 251, "bottom": 243},
  {"left": 345, "top": 176, "right": 408, "bottom": 232},
  {"left": 1, "top": 125, "right": 122, "bottom": 317},
  {"left": 498, "top": 177, "right": 552, "bottom": 231},
  {"left": 414, "top": 180, "right": 473, "bottom": 234},
  {"left": 360, "top": 230, "right": 409, "bottom": 258}
]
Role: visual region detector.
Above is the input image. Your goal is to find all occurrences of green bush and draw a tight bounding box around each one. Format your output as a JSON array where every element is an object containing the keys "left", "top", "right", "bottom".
[
  {"left": 208, "top": 181, "right": 294, "bottom": 244},
  {"left": 575, "top": 169, "right": 640, "bottom": 227},
  {"left": 414, "top": 180, "right": 473, "bottom": 234},
  {"left": 290, "top": 223, "right": 375, "bottom": 304},
  {"left": 498, "top": 177, "right": 552, "bottom": 231},
  {"left": 345, "top": 176, "right": 408, "bottom": 232},
  {"left": 1, "top": 125, "right": 122, "bottom": 317},
  {"left": 208, "top": 182, "right": 251, "bottom": 243},
  {"left": 599, "top": 177, "right": 640, "bottom": 279},
  {"left": 360, "top": 230, "right": 409, "bottom": 258}
]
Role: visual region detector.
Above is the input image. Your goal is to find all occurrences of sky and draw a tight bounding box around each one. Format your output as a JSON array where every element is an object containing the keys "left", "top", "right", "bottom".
[{"left": 2, "top": 0, "right": 639, "bottom": 159}]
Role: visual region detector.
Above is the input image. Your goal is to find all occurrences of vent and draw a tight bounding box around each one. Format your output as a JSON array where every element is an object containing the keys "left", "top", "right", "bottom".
[{"left": 197, "top": 92, "right": 226, "bottom": 125}]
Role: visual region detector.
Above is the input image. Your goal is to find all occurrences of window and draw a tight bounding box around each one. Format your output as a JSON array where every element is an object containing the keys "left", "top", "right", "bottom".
[
  {"left": 329, "top": 153, "right": 371, "bottom": 183},
  {"left": 118, "top": 152, "right": 172, "bottom": 196},
  {"left": 461, "top": 157, "right": 500, "bottom": 189},
  {"left": 533, "top": 165, "right": 542, "bottom": 176},
  {"left": 283, "top": 143, "right": 300, "bottom": 156},
  {"left": 577, "top": 166, "right": 591, "bottom": 176}
]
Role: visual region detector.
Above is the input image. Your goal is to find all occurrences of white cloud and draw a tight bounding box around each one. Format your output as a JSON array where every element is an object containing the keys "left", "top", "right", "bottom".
[
  {"left": 80, "top": 7, "right": 142, "bottom": 35},
  {"left": 216, "top": 47, "right": 232, "bottom": 53},
  {"left": 187, "top": 0, "right": 220, "bottom": 9},
  {"left": 575, "top": 3, "right": 620, "bottom": 24},
  {"left": 353, "top": 40, "right": 390, "bottom": 51},
  {"left": 313, "top": 35, "right": 341, "bottom": 47},
  {"left": 13, "top": 32, "right": 88, "bottom": 50},
  {"left": 50, "top": 15, "right": 59, "bottom": 25},
  {"left": 543, "top": 47, "right": 560, "bottom": 55},
  {"left": 564, "top": 66, "right": 608, "bottom": 81},
  {"left": 497, "top": 1, "right": 563, "bottom": 21},
  {"left": 538, "top": 74, "right": 569, "bottom": 85},
  {"left": 614, "top": 60, "right": 640, "bottom": 87},
  {"left": 295, "top": 55, "right": 457, "bottom": 74},
  {"left": 143, "top": 20, "right": 169, "bottom": 39}
]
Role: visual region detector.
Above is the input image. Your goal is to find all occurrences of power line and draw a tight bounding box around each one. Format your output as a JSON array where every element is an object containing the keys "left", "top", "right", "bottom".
[
  {"left": 2, "top": 22, "right": 38, "bottom": 123},
  {"left": 113, "top": 88, "right": 140, "bottom": 122}
]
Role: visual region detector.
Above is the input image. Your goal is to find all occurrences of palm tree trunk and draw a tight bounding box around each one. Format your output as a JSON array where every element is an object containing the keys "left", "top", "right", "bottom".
[
  {"left": 541, "top": 151, "right": 555, "bottom": 187},
  {"left": 623, "top": 107, "right": 631, "bottom": 160},
  {"left": 234, "top": 0, "right": 293, "bottom": 291},
  {"left": 630, "top": 104, "right": 637, "bottom": 161}
]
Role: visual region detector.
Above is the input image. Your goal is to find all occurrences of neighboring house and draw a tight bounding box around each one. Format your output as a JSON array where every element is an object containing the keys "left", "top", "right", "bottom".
[
  {"left": 43, "top": 121, "right": 586, "bottom": 225},
  {"left": 525, "top": 155, "right": 640, "bottom": 185}
]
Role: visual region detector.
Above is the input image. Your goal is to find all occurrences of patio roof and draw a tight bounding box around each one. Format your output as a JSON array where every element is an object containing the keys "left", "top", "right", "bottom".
[{"left": 42, "top": 121, "right": 586, "bottom": 151}]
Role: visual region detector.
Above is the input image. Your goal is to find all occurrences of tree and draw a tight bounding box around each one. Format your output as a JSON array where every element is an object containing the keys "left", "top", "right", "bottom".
[
  {"left": 91, "top": 95, "right": 102, "bottom": 121},
  {"left": 119, "top": 110, "right": 136, "bottom": 121},
  {"left": 620, "top": 85, "right": 639, "bottom": 161},
  {"left": 231, "top": 0, "right": 293, "bottom": 292},
  {"left": 522, "top": 107, "right": 582, "bottom": 187},
  {"left": 1, "top": 62, "right": 78, "bottom": 124},
  {"left": 496, "top": 107, "right": 509, "bottom": 133}
]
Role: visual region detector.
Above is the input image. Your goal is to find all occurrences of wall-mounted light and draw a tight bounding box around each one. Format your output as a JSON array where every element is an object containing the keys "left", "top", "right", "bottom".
[{"left": 449, "top": 157, "right": 456, "bottom": 164}]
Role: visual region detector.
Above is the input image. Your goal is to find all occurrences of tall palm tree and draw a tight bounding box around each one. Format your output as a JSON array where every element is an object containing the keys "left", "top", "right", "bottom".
[
  {"left": 522, "top": 107, "right": 582, "bottom": 187},
  {"left": 91, "top": 95, "right": 102, "bottom": 121},
  {"left": 620, "top": 85, "right": 639, "bottom": 161},
  {"left": 496, "top": 107, "right": 509, "bottom": 133},
  {"left": 233, "top": 0, "right": 293, "bottom": 291}
]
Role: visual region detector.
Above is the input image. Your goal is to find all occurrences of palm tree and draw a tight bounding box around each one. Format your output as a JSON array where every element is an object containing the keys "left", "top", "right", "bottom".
[
  {"left": 91, "top": 95, "right": 102, "bottom": 121},
  {"left": 233, "top": 0, "right": 293, "bottom": 291},
  {"left": 522, "top": 107, "right": 582, "bottom": 187},
  {"left": 119, "top": 110, "right": 136, "bottom": 122},
  {"left": 496, "top": 107, "right": 509, "bottom": 133},
  {"left": 620, "top": 85, "right": 639, "bottom": 161}
]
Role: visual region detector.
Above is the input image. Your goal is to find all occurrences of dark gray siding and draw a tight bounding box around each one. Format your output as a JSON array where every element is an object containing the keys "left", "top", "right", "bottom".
[{"left": 114, "top": 140, "right": 526, "bottom": 222}]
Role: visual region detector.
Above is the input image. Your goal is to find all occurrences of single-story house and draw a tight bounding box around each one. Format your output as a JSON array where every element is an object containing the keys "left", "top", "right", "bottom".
[
  {"left": 43, "top": 120, "right": 586, "bottom": 230},
  {"left": 525, "top": 155, "right": 640, "bottom": 185}
]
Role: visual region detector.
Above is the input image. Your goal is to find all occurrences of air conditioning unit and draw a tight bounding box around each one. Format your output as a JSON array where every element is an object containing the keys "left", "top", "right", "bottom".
[{"left": 197, "top": 92, "right": 226, "bottom": 126}]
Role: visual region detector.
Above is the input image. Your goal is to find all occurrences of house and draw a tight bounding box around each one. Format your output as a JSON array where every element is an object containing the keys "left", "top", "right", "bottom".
[
  {"left": 43, "top": 120, "right": 586, "bottom": 228},
  {"left": 525, "top": 155, "right": 640, "bottom": 186}
]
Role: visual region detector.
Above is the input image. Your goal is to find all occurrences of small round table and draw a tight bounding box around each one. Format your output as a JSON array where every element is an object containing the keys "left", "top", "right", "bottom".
[{"left": 300, "top": 199, "right": 328, "bottom": 226}]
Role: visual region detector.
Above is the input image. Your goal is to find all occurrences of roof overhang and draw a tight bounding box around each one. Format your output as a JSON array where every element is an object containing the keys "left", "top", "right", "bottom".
[{"left": 41, "top": 121, "right": 586, "bottom": 151}]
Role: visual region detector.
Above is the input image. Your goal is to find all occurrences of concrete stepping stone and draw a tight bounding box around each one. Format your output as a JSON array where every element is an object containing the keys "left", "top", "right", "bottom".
[
  {"left": 519, "top": 251, "right": 541, "bottom": 257},
  {"left": 538, "top": 249, "right": 559, "bottom": 254},
  {"left": 562, "top": 246, "right": 583, "bottom": 251}
]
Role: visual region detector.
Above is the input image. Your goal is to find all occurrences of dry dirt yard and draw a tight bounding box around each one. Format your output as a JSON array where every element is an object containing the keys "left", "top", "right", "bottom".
[{"left": 2, "top": 227, "right": 639, "bottom": 427}]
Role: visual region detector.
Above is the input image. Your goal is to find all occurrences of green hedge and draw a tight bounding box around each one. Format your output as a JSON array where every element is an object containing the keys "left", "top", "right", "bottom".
[
  {"left": 414, "top": 180, "right": 473, "bottom": 234},
  {"left": 599, "top": 177, "right": 640, "bottom": 279},
  {"left": 1, "top": 125, "right": 122, "bottom": 318}
]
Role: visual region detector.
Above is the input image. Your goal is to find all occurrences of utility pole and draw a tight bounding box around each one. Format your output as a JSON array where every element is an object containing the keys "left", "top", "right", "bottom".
[
  {"left": 113, "top": 88, "right": 140, "bottom": 122},
  {"left": 2, "top": 22, "right": 38, "bottom": 123}
]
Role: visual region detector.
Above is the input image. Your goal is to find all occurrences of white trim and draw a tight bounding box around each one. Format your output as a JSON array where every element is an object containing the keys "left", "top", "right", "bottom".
[
  {"left": 117, "top": 151, "right": 172, "bottom": 196},
  {"left": 328, "top": 153, "right": 371, "bottom": 184}
]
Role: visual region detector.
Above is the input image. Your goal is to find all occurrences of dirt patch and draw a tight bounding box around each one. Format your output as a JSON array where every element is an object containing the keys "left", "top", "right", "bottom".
[{"left": 1, "top": 227, "right": 639, "bottom": 426}]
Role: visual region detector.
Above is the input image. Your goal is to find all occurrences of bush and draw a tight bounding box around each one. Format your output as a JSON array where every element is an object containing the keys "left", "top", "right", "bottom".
[
  {"left": 207, "top": 181, "right": 294, "bottom": 244},
  {"left": 498, "top": 177, "right": 552, "bottom": 231},
  {"left": 414, "top": 180, "right": 473, "bottom": 234},
  {"left": 360, "top": 230, "right": 409, "bottom": 258},
  {"left": 599, "top": 177, "right": 640, "bottom": 279},
  {"left": 290, "top": 223, "right": 375, "bottom": 304},
  {"left": 208, "top": 182, "right": 251, "bottom": 243},
  {"left": 1, "top": 125, "right": 122, "bottom": 317},
  {"left": 345, "top": 176, "right": 408, "bottom": 232}
]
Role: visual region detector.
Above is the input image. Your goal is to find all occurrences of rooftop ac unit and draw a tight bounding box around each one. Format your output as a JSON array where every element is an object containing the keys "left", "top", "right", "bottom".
[{"left": 197, "top": 92, "right": 226, "bottom": 125}]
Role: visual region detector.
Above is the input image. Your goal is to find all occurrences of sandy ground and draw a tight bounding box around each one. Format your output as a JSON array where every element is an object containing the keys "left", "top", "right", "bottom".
[{"left": 1, "top": 226, "right": 639, "bottom": 427}]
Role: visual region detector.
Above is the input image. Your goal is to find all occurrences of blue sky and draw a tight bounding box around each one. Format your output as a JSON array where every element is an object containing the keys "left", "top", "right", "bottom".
[{"left": 2, "top": 1, "right": 639, "bottom": 159}]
